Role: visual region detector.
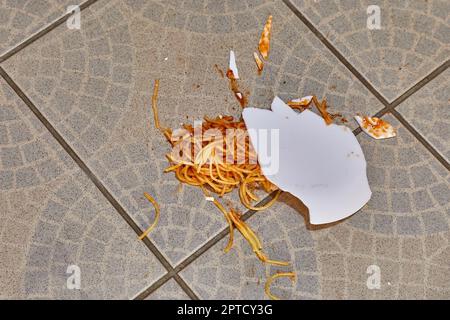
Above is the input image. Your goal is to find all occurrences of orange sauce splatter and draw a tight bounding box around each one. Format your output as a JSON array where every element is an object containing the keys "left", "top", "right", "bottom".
[
  {"left": 253, "top": 52, "right": 264, "bottom": 75},
  {"left": 226, "top": 69, "right": 248, "bottom": 108},
  {"left": 361, "top": 117, "right": 394, "bottom": 138},
  {"left": 258, "top": 15, "right": 272, "bottom": 60},
  {"left": 214, "top": 64, "right": 224, "bottom": 78}
]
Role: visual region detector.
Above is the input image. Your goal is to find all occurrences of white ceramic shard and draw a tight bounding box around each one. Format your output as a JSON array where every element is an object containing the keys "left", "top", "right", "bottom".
[
  {"left": 242, "top": 97, "right": 372, "bottom": 224},
  {"left": 291, "top": 96, "right": 313, "bottom": 105},
  {"left": 253, "top": 52, "right": 264, "bottom": 71},
  {"left": 355, "top": 116, "right": 396, "bottom": 140},
  {"left": 229, "top": 50, "right": 239, "bottom": 79}
]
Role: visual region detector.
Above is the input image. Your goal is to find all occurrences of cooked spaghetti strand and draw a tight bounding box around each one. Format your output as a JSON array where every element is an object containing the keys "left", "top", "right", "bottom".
[
  {"left": 265, "top": 272, "right": 296, "bottom": 300},
  {"left": 138, "top": 192, "right": 160, "bottom": 240},
  {"left": 151, "top": 79, "right": 162, "bottom": 130}
]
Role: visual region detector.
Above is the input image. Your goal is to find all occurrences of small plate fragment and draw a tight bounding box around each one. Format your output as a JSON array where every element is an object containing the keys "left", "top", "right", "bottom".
[
  {"left": 290, "top": 96, "right": 313, "bottom": 105},
  {"left": 287, "top": 96, "right": 313, "bottom": 108},
  {"left": 355, "top": 116, "right": 396, "bottom": 139},
  {"left": 258, "top": 15, "right": 272, "bottom": 60},
  {"left": 226, "top": 56, "right": 247, "bottom": 107},
  {"left": 254, "top": 52, "right": 264, "bottom": 72},
  {"left": 229, "top": 50, "right": 239, "bottom": 79},
  {"left": 243, "top": 97, "right": 372, "bottom": 225}
]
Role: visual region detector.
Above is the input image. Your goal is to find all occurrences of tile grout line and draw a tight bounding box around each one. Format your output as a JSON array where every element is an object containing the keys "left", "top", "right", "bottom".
[
  {"left": 173, "top": 274, "right": 199, "bottom": 300},
  {"left": 391, "top": 109, "right": 450, "bottom": 171},
  {"left": 133, "top": 272, "right": 199, "bottom": 300},
  {"left": 0, "top": 66, "right": 184, "bottom": 295},
  {"left": 371, "top": 59, "right": 449, "bottom": 119},
  {"left": 135, "top": 223, "right": 232, "bottom": 299},
  {"left": 283, "top": 0, "right": 450, "bottom": 169},
  {"left": 282, "top": 0, "right": 390, "bottom": 107},
  {"left": 0, "top": 0, "right": 100, "bottom": 64},
  {"left": 388, "top": 60, "right": 450, "bottom": 110},
  {"left": 134, "top": 273, "right": 174, "bottom": 300},
  {"left": 363, "top": 59, "right": 450, "bottom": 172},
  {"left": 282, "top": 0, "right": 449, "bottom": 116},
  {"left": 135, "top": 191, "right": 284, "bottom": 299}
]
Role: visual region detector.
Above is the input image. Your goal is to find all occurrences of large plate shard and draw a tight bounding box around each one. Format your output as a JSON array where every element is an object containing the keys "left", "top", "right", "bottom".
[{"left": 242, "top": 97, "right": 372, "bottom": 224}]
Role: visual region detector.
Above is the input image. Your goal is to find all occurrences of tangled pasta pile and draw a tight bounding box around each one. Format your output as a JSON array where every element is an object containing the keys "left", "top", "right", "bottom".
[
  {"left": 141, "top": 14, "right": 347, "bottom": 297},
  {"left": 139, "top": 12, "right": 388, "bottom": 299},
  {"left": 145, "top": 77, "right": 338, "bottom": 299},
  {"left": 150, "top": 80, "right": 286, "bottom": 268},
  {"left": 163, "top": 116, "right": 282, "bottom": 211}
]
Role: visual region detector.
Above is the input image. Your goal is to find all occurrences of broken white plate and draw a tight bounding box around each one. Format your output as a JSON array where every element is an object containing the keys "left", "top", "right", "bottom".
[
  {"left": 229, "top": 50, "right": 239, "bottom": 79},
  {"left": 355, "top": 116, "right": 396, "bottom": 140},
  {"left": 242, "top": 97, "right": 372, "bottom": 225}
]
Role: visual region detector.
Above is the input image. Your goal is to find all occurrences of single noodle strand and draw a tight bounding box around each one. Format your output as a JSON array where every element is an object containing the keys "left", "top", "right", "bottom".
[
  {"left": 265, "top": 272, "right": 296, "bottom": 300},
  {"left": 138, "top": 192, "right": 161, "bottom": 240}
]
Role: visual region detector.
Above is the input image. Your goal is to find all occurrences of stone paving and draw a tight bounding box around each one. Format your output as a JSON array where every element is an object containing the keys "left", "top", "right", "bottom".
[{"left": 0, "top": 0, "right": 448, "bottom": 299}]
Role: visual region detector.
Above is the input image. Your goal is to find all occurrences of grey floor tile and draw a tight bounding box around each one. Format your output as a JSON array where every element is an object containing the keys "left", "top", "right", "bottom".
[
  {"left": 181, "top": 114, "right": 450, "bottom": 299},
  {"left": 0, "top": 78, "right": 166, "bottom": 299},
  {"left": 144, "top": 279, "right": 190, "bottom": 300},
  {"left": 288, "top": 0, "right": 450, "bottom": 102},
  {"left": 180, "top": 193, "right": 321, "bottom": 300},
  {"left": 352, "top": 114, "right": 450, "bottom": 236},
  {"left": 1, "top": 0, "right": 384, "bottom": 265},
  {"left": 322, "top": 111, "right": 450, "bottom": 299},
  {"left": 397, "top": 68, "right": 449, "bottom": 163},
  {"left": 0, "top": 0, "right": 84, "bottom": 56}
]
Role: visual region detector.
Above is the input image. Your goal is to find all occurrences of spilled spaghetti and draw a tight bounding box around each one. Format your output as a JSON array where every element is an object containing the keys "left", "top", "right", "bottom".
[
  {"left": 142, "top": 75, "right": 335, "bottom": 299},
  {"left": 138, "top": 16, "right": 342, "bottom": 300},
  {"left": 141, "top": 68, "right": 339, "bottom": 300}
]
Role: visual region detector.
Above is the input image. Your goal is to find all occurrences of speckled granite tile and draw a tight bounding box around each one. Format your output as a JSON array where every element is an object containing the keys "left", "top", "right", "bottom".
[
  {"left": 180, "top": 192, "right": 321, "bottom": 300},
  {"left": 0, "top": 0, "right": 85, "bottom": 56},
  {"left": 145, "top": 279, "right": 190, "bottom": 300},
  {"left": 0, "top": 77, "right": 165, "bottom": 299},
  {"left": 397, "top": 68, "right": 450, "bottom": 163},
  {"left": 181, "top": 114, "right": 450, "bottom": 299},
  {"left": 288, "top": 0, "right": 450, "bottom": 102}
]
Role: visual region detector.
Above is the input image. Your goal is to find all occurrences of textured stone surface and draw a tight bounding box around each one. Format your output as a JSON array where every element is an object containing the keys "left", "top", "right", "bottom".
[
  {"left": 1, "top": 0, "right": 448, "bottom": 300},
  {"left": 1, "top": 0, "right": 383, "bottom": 265},
  {"left": 180, "top": 193, "right": 320, "bottom": 300},
  {"left": 0, "top": 78, "right": 165, "bottom": 299},
  {"left": 348, "top": 115, "right": 450, "bottom": 239},
  {"left": 0, "top": 0, "right": 82, "bottom": 56},
  {"left": 397, "top": 69, "right": 450, "bottom": 162},
  {"left": 288, "top": 0, "right": 450, "bottom": 102},
  {"left": 145, "top": 279, "right": 190, "bottom": 300}
]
